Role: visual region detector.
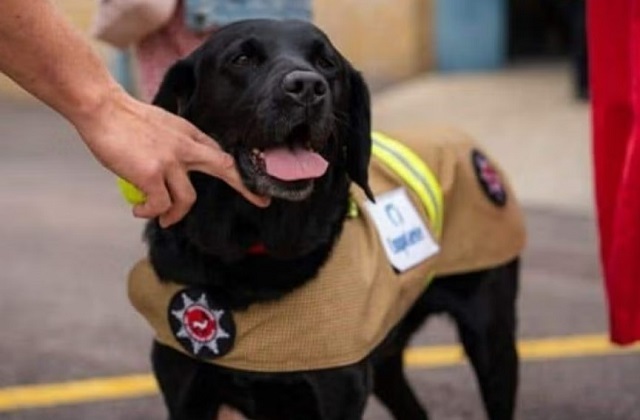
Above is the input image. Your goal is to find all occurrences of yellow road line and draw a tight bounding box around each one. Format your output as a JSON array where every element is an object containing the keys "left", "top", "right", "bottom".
[
  {"left": 404, "top": 334, "right": 640, "bottom": 367},
  {"left": 1, "top": 334, "right": 639, "bottom": 412},
  {"left": 0, "top": 375, "right": 158, "bottom": 412}
]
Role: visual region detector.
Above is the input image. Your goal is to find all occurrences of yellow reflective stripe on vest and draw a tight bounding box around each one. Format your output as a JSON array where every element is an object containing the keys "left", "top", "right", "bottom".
[{"left": 371, "top": 131, "right": 444, "bottom": 237}]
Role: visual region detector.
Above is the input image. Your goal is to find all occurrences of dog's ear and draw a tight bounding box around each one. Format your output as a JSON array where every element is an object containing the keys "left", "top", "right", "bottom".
[
  {"left": 345, "top": 67, "right": 375, "bottom": 201},
  {"left": 152, "top": 58, "right": 196, "bottom": 116}
]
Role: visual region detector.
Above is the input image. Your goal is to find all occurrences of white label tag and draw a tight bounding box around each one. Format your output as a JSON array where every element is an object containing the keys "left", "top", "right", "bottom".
[{"left": 364, "top": 188, "right": 439, "bottom": 272}]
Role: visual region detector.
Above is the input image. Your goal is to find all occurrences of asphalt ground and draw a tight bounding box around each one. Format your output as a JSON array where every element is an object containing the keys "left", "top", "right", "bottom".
[{"left": 1, "top": 64, "right": 639, "bottom": 419}]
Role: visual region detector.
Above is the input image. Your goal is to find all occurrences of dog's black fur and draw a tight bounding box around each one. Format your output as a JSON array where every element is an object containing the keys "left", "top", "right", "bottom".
[{"left": 144, "top": 19, "right": 519, "bottom": 420}]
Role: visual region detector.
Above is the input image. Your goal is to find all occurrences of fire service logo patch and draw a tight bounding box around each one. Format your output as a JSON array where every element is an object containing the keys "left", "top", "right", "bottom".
[
  {"left": 168, "top": 289, "right": 235, "bottom": 359},
  {"left": 471, "top": 149, "right": 507, "bottom": 207}
]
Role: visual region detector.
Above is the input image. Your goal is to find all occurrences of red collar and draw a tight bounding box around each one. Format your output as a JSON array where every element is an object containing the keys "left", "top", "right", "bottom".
[
  {"left": 246, "top": 243, "right": 268, "bottom": 255},
  {"left": 244, "top": 197, "right": 358, "bottom": 257}
]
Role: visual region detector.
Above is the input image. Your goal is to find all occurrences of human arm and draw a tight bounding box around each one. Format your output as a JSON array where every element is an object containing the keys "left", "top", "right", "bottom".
[{"left": 0, "top": 0, "right": 269, "bottom": 227}]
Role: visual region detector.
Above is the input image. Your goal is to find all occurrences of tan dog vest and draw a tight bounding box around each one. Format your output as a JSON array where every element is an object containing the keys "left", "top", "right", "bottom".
[{"left": 128, "top": 127, "right": 525, "bottom": 372}]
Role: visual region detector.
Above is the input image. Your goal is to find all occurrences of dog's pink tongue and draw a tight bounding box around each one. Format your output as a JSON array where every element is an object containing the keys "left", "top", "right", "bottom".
[{"left": 263, "top": 147, "right": 329, "bottom": 181}]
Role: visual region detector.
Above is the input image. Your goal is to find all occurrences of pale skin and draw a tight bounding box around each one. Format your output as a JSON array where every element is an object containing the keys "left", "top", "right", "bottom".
[
  {"left": 0, "top": 0, "right": 270, "bottom": 228},
  {"left": 0, "top": 2, "right": 252, "bottom": 417}
]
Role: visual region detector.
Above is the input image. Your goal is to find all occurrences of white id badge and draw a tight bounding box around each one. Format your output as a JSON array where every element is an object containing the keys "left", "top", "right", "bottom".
[{"left": 364, "top": 188, "right": 439, "bottom": 272}]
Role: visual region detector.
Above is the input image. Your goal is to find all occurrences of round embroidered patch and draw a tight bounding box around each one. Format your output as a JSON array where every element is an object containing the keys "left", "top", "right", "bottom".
[
  {"left": 168, "top": 289, "right": 235, "bottom": 359},
  {"left": 471, "top": 149, "right": 507, "bottom": 207}
]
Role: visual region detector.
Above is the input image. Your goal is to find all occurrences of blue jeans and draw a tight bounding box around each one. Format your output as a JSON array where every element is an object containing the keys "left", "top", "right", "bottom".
[{"left": 184, "top": 0, "right": 312, "bottom": 32}]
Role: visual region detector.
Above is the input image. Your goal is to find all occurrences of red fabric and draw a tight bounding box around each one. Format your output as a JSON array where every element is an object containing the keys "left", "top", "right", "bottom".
[
  {"left": 589, "top": 0, "right": 640, "bottom": 344},
  {"left": 135, "top": 1, "right": 213, "bottom": 102},
  {"left": 246, "top": 243, "right": 268, "bottom": 255}
]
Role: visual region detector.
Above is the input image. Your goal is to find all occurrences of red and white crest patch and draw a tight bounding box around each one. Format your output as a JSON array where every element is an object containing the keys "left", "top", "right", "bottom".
[
  {"left": 168, "top": 289, "right": 235, "bottom": 359},
  {"left": 471, "top": 149, "right": 507, "bottom": 206}
]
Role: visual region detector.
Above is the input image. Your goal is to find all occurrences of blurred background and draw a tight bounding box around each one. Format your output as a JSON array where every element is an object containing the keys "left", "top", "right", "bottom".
[{"left": 1, "top": 1, "right": 639, "bottom": 419}]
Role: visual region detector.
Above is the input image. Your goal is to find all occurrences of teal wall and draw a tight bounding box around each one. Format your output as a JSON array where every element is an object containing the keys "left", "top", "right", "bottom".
[{"left": 435, "top": 0, "right": 507, "bottom": 71}]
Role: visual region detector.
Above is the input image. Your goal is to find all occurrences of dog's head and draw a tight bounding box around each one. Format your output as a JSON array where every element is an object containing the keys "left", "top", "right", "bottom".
[{"left": 153, "top": 19, "right": 373, "bottom": 202}]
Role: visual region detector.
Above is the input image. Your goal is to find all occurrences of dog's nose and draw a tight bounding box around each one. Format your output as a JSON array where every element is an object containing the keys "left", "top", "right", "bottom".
[{"left": 282, "top": 71, "right": 327, "bottom": 106}]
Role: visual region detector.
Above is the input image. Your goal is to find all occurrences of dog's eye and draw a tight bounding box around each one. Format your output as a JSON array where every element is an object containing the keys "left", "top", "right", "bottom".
[
  {"left": 316, "top": 56, "right": 335, "bottom": 71},
  {"left": 232, "top": 54, "right": 253, "bottom": 67}
]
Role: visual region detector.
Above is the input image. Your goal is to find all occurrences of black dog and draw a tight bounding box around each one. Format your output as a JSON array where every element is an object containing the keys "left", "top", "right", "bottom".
[{"left": 137, "top": 19, "right": 521, "bottom": 420}]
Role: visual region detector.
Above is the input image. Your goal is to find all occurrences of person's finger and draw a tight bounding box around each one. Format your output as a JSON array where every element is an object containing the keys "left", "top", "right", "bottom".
[
  {"left": 165, "top": 113, "right": 223, "bottom": 150},
  {"left": 189, "top": 127, "right": 223, "bottom": 150},
  {"left": 186, "top": 143, "right": 271, "bottom": 208},
  {"left": 158, "top": 167, "right": 197, "bottom": 228},
  {"left": 217, "top": 405, "right": 245, "bottom": 420},
  {"left": 226, "top": 176, "right": 272, "bottom": 207},
  {"left": 132, "top": 171, "right": 172, "bottom": 219}
]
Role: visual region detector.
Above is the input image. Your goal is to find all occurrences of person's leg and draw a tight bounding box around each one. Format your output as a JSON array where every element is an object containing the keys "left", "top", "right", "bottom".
[
  {"left": 569, "top": 1, "right": 588, "bottom": 99},
  {"left": 589, "top": 0, "right": 640, "bottom": 344},
  {"left": 134, "top": 0, "right": 210, "bottom": 102}
]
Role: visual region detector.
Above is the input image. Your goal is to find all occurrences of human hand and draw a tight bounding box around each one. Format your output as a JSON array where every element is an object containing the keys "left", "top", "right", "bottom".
[
  {"left": 72, "top": 87, "right": 270, "bottom": 227},
  {"left": 217, "top": 405, "right": 245, "bottom": 419}
]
